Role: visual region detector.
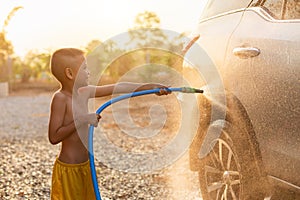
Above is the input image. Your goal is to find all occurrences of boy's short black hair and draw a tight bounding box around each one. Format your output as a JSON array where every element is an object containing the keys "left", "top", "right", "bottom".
[{"left": 50, "top": 48, "right": 84, "bottom": 83}]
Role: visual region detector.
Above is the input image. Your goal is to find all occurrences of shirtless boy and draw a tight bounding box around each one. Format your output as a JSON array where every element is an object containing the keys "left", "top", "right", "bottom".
[{"left": 48, "top": 48, "right": 170, "bottom": 199}]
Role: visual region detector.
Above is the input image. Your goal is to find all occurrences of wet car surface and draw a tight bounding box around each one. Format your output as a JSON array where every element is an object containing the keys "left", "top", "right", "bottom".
[{"left": 183, "top": 0, "right": 300, "bottom": 199}]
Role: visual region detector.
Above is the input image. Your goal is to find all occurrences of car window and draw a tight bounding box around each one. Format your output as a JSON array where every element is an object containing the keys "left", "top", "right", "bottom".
[
  {"left": 200, "top": 0, "right": 259, "bottom": 19},
  {"left": 261, "top": 0, "right": 300, "bottom": 19}
]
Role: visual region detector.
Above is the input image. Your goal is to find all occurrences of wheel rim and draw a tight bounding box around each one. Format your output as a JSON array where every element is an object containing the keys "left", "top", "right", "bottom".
[{"left": 204, "top": 138, "right": 241, "bottom": 200}]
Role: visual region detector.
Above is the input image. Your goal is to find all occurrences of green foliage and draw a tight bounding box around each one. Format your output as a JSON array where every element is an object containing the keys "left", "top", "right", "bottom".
[
  {"left": 134, "top": 11, "right": 160, "bottom": 29},
  {"left": 85, "top": 39, "right": 102, "bottom": 54},
  {"left": 125, "top": 11, "right": 186, "bottom": 81},
  {"left": 0, "top": 6, "right": 23, "bottom": 82},
  {"left": 128, "top": 11, "right": 167, "bottom": 48},
  {"left": 87, "top": 11, "right": 187, "bottom": 84},
  {"left": 0, "top": 32, "right": 13, "bottom": 81},
  {"left": 20, "top": 50, "right": 51, "bottom": 82},
  {"left": 1, "top": 9, "right": 187, "bottom": 85},
  {"left": 86, "top": 39, "right": 126, "bottom": 84}
]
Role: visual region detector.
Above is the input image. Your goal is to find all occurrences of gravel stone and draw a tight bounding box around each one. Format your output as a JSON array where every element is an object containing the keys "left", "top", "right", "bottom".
[{"left": 0, "top": 92, "right": 202, "bottom": 199}]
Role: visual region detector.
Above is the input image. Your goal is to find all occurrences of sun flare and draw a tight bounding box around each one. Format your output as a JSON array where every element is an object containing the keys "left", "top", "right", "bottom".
[{"left": 1, "top": 0, "right": 204, "bottom": 57}]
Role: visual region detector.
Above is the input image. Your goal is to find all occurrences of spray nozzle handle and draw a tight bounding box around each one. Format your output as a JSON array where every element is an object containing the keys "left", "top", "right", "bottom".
[
  {"left": 181, "top": 87, "right": 204, "bottom": 93},
  {"left": 194, "top": 88, "right": 204, "bottom": 93}
]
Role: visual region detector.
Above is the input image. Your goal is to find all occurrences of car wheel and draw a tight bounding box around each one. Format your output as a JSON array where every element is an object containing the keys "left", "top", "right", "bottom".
[{"left": 198, "top": 120, "right": 268, "bottom": 200}]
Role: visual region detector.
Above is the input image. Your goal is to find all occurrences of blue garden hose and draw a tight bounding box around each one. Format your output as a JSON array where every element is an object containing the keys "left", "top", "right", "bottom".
[{"left": 88, "top": 87, "right": 203, "bottom": 200}]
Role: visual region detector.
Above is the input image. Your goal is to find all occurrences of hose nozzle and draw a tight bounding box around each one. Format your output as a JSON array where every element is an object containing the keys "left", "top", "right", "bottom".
[{"left": 181, "top": 87, "right": 204, "bottom": 93}]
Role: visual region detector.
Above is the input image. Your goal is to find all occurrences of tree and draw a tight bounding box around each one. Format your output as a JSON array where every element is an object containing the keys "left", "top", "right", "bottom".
[
  {"left": 86, "top": 11, "right": 188, "bottom": 84},
  {"left": 85, "top": 39, "right": 102, "bottom": 54},
  {"left": 0, "top": 6, "right": 23, "bottom": 82},
  {"left": 126, "top": 11, "right": 186, "bottom": 81},
  {"left": 128, "top": 11, "right": 167, "bottom": 48},
  {"left": 20, "top": 50, "right": 51, "bottom": 82},
  {"left": 86, "top": 39, "right": 126, "bottom": 84},
  {"left": 134, "top": 11, "right": 160, "bottom": 29}
]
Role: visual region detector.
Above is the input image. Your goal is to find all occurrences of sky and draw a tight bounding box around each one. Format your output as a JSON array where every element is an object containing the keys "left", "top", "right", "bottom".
[{"left": 1, "top": 0, "right": 206, "bottom": 57}]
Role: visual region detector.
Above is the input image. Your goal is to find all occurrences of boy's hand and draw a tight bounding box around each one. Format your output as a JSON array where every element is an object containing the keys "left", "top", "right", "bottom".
[
  {"left": 75, "top": 113, "right": 101, "bottom": 127},
  {"left": 156, "top": 87, "right": 172, "bottom": 96},
  {"left": 87, "top": 113, "right": 101, "bottom": 127}
]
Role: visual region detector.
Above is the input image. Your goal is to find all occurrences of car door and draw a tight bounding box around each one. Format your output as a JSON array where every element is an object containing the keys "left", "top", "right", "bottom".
[
  {"left": 185, "top": 0, "right": 263, "bottom": 170},
  {"left": 183, "top": 0, "right": 257, "bottom": 87},
  {"left": 223, "top": 0, "right": 300, "bottom": 187}
]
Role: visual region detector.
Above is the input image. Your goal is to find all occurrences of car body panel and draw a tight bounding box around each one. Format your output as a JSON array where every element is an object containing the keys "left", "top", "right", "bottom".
[
  {"left": 184, "top": 0, "right": 300, "bottom": 193},
  {"left": 223, "top": 7, "right": 300, "bottom": 186}
]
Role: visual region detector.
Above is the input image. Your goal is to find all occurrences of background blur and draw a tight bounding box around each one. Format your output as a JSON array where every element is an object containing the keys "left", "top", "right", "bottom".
[{"left": 0, "top": 0, "right": 205, "bottom": 94}]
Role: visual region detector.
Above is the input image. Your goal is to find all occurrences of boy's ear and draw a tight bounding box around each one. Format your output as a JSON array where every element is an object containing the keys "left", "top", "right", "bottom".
[{"left": 65, "top": 67, "right": 73, "bottom": 80}]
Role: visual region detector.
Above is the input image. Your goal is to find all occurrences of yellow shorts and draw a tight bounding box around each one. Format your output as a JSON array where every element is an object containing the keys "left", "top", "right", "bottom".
[{"left": 51, "top": 158, "right": 96, "bottom": 200}]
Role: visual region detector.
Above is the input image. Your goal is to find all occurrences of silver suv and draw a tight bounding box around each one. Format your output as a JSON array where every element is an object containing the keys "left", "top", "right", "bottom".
[{"left": 183, "top": 0, "right": 300, "bottom": 199}]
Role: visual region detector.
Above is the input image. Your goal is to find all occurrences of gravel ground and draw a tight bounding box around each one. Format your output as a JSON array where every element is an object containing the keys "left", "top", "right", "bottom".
[{"left": 0, "top": 92, "right": 202, "bottom": 199}]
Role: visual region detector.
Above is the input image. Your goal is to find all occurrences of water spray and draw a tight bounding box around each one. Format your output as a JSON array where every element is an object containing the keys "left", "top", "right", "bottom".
[{"left": 88, "top": 87, "right": 203, "bottom": 200}]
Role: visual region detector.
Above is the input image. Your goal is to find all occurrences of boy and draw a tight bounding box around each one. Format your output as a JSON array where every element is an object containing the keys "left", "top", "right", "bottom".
[{"left": 48, "top": 48, "right": 170, "bottom": 199}]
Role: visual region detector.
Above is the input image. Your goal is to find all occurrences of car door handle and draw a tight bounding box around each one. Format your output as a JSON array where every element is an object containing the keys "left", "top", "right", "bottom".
[{"left": 233, "top": 47, "right": 260, "bottom": 59}]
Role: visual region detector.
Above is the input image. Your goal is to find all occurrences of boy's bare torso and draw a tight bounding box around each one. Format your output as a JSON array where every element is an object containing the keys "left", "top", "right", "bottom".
[{"left": 58, "top": 91, "right": 90, "bottom": 164}]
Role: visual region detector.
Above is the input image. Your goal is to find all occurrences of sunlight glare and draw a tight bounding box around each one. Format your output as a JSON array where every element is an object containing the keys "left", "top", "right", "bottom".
[{"left": 1, "top": 0, "right": 204, "bottom": 57}]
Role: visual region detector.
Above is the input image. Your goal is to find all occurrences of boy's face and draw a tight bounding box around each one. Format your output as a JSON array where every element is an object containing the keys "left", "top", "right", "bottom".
[{"left": 74, "top": 55, "right": 90, "bottom": 87}]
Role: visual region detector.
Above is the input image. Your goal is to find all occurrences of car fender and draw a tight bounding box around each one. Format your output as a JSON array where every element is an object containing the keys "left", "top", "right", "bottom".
[
  {"left": 198, "top": 119, "right": 228, "bottom": 159},
  {"left": 189, "top": 89, "right": 262, "bottom": 172}
]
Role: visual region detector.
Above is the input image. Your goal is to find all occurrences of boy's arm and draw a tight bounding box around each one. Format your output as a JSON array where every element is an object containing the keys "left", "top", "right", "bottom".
[
  {"left": 48, "top": 93, "right": 101, "bottom": 145},
  {"left": 48, "top": 93, "right": 76, "bottom": 145},
  {"left": 85, "top": 82, "right": 170, "bottom": 98}
]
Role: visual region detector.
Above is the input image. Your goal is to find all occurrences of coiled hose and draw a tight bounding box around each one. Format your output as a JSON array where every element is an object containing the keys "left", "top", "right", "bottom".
[{"left": 88, "top": 87, "right": 203, "bottom": 199}]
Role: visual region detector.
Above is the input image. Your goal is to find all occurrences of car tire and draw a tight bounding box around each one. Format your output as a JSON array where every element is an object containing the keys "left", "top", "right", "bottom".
[{"left": 198, "top": 117, "right": 269, "bottom": 200}]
